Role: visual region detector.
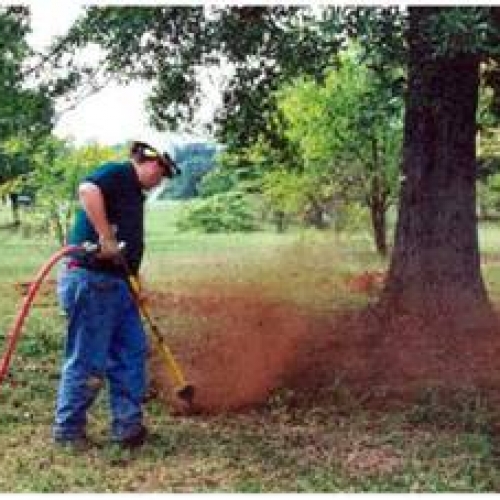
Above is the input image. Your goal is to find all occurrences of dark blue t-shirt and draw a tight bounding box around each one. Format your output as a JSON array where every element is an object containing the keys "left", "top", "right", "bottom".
[{"left": 68, "top": 161, "right": 145, "bottom": 275}]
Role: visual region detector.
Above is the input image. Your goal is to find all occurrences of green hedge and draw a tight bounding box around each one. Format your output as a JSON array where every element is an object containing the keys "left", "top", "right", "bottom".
[{"left": 176, "top": 192, "right": 258, "bottom": 233}]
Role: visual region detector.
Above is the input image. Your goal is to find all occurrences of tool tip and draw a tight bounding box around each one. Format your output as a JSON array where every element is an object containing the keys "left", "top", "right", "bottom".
[{"left": 176, "top": 384, "right": 195, "bottom": 405}]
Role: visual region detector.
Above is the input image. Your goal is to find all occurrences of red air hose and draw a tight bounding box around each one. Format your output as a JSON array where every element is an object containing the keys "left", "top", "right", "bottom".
[{"left": 0, "top": 244, "right": 84, "bottom": 385}]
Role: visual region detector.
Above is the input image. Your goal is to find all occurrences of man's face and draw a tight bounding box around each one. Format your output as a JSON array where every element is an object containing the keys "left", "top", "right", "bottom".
[{"left": 139, "top": 159, "right": 167, "bottom": 189}]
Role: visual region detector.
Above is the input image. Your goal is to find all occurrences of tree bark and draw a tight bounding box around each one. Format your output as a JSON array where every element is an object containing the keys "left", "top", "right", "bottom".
[
  {"left": 9, "top": 192, "right": 20, "bottom": 226},
  {"left": 369, "top": 168, "right": 388, "bottom": 256},
  {"left": 380, "top": 8, "right": 494, "bottom": 328},
  {"left": 304, "top": 197, "right": 326, "bottom": 229},
  {"left": 370, "top": 195, "right": 387, "bottom": 257}
]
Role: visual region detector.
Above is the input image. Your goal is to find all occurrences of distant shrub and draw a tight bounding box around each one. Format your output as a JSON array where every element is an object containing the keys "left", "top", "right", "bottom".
[
  {"left": 176, "top": 192, "right": 258, "bottom": 233},
  {"left": 332, "top": 203, "right": 370, "bottom": 233},
  {"left": 198, "top": 166, "right": 239, "bottom": 197}
]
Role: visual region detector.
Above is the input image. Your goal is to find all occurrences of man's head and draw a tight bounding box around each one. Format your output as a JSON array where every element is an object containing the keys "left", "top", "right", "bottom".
[{"left": 129, "top": 140, "right": 179, "bottom": 189}]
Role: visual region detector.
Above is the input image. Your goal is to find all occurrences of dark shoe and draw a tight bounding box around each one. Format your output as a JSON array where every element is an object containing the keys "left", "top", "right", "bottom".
[
  {"left": 115, "top": 425, "right": 148, "bottom": 450},
  {"left": 54, "top": 434, "right": 91, "bottom": 452}
]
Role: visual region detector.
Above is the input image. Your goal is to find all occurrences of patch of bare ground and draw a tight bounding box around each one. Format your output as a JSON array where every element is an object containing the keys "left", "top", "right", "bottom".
[{"left": 145, "top": 282, "right": 500, "bottom": 416}]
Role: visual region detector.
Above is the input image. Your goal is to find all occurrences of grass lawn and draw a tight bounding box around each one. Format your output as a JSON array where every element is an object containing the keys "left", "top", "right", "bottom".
[{"left": 0, "top": 201, "right": 500, "bottom": 492}]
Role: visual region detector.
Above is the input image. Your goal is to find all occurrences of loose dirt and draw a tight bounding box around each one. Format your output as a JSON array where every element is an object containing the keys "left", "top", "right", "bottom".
[
  {"left": 21, "top": 275, "right": 499, "bottom": 415},
  {"left": 147, "top": 280, "right": 500, "bottom": 415}
]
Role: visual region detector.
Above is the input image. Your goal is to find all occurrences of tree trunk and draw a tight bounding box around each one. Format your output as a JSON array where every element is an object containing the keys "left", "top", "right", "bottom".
[
  {"left": 370, "top": 195, "right": 387, "bottom": 257},
  {"left": 368, "top": 133, "right": 388, "bottom": 256},
  {"left": 304, "top": 197, "right": 326, "bottom": 229},
  {"left": 9, "top": 192, "right": 20, "bottom": 226},
  {"left": 380, "top": 8, "right": 493, "bottom": 328},
  {"left": 274, "top": 210, "right": 287, "bottom": 233}
]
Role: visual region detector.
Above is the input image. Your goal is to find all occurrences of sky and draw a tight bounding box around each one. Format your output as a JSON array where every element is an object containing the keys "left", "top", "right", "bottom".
[{"left": 27, "top": 2, "right": 215, "bottom": 147}]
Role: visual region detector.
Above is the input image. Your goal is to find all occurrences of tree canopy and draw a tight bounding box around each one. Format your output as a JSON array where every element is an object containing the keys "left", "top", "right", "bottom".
[
  {"left": 0, "top": 7, "right": 53, "bottom": 189},
  {"left": 56, "top": 6, "right": 345, "bottom": 148}
]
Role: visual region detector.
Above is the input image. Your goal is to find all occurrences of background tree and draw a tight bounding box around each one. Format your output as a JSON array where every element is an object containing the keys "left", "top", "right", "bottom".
[
  {"left": 477, "top": 69, "right": 500, "bottom": 219},
  {"left": 0, "top": 7, "right": 53, "bottom": 139},
  {"left": 0, "top": 7, "right": 54, "bottom": 223},
  {"left": 20, "top": 139, "right": 120, "bottom": 243},
  {"left": 276, "top": 47, "right": 403, "bottom": 254}
]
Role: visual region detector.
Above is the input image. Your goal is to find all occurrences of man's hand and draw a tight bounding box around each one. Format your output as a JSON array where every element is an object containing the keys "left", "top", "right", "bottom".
[{"left": 97, "top": 236, "right": 120, "bottom": 259}]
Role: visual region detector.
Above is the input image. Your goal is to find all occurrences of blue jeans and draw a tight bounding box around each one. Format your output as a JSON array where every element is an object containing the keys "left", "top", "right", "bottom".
[{"left": 53, "top": 264, "right": 147, "bottom": 441}]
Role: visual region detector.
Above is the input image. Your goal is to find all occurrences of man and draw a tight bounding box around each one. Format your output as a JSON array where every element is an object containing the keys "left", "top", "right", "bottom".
[{"left": 53, "top": 140, "right": 178, "bottom": 449}]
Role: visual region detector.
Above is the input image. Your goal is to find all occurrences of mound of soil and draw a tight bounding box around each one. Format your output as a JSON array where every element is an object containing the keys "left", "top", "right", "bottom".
[{"left": 147, "top": 285, "right": 500, "bottom": 415}]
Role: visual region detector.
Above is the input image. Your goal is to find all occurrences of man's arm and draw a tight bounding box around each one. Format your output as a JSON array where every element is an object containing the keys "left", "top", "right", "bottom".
[{"left": 78, "top": 181, "right": 118, "bottom": 258}]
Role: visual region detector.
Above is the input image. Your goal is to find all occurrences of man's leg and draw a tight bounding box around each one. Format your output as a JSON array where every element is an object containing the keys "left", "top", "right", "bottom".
[
  {"left": 53, "top": 270, "right": 118, "bottom": 442},
  {"left": 107, "top": 284, "right": 148, "bottom": 443}
]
